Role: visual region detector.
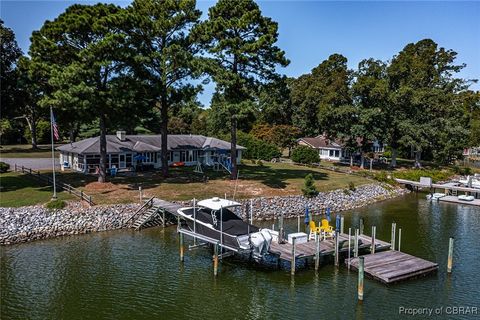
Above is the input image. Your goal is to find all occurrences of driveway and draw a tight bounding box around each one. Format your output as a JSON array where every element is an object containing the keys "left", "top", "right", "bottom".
[{"left": 1, "top": 158, "right": 60, "bottom": 170}]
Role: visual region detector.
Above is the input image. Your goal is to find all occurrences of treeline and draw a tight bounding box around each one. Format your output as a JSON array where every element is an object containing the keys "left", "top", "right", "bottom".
[{"left": 1, "top": 0, "right": 479, "bottom": 183}]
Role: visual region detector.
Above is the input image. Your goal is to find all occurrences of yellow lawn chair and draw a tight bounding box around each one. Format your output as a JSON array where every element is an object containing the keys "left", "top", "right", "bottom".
[
  {"left": 320, "top": 219, "right": 334, "bottom": 239},
  {"left": 309, "top": 220, "right": 321, "bottom": 240}
]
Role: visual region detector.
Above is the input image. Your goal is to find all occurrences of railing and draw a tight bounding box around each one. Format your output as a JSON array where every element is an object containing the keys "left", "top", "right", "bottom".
[
  {"left": 124, "top": 196, "right": 155, "bottom": 225},
  {"left": 14, "top": 164, "right": 94, "bottom": 206}
]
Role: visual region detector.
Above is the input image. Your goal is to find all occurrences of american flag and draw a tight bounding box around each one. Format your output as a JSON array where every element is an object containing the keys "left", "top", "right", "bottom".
[{"left": 51, "top": 110, "right": 60, "bottom": 141}]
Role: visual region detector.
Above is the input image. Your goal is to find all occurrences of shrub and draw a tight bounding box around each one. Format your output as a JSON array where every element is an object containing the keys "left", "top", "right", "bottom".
[
  {"left": 302, "top": 173, "right": 318, "bottom": 198},
  {"left": 348, "top": 181, "right": 356, "bottom": 191},
  {"left": 257, "top": 159, "right": 263, "bottom": 166},
  {"left": 0, "top": 161, "right": 10, "bottom": 173},
  {"left": 291, "top": 145, "right": 320, "bottom": 164},
  {"left": 393, "top": 168, "right": 454, "bottom": 183},
  {"left": 236, "top": 131, "right": 282, "bottom": 161},
  {"left": 45, "top": 199, "right": 66, "bottom": 210}
]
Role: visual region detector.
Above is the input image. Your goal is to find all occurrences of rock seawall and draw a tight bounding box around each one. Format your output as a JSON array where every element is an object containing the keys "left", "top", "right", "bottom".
[
  {"left": 1, "top": 183, "right": 408, "bottom": 245},
  {"left": 0, "top": 203, "right": 139, "bottom": 245}
]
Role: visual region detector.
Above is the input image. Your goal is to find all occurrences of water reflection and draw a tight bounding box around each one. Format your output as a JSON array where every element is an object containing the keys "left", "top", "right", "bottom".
[{"left": 1, "top": 193, "right": 479, "bottom": 320}]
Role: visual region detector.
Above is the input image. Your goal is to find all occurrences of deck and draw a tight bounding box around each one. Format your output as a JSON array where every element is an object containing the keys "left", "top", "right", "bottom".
[
  {"left": 346, "top": 250, "right": 438, "bottom": 284},
  {"left": 268, "top": 233, "right": 391, "bottom": 261},
  {"left": 438, "top": 195, "right": 480, "bottom": 207}
]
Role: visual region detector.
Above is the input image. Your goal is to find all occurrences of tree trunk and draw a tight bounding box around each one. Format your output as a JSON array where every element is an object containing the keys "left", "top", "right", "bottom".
[
  {"left": 98, "top": 114, "right": 107, "bottom": 183},
  {"left": 350, "top": 155, "right": 353, "bottom": 167},
  {"left": 161, "top": 95, "right": 169, "bottom": 178},
  {"left": 415, "top": 149, "right": 422, "bottom": 168},
  {"left": 25, "top": 117, "right": 38, "bottom": 149},
  {"left": 230, "top": 115, "right": 238, "bottom": 180},
  {"left": 360, "top": 152, "right": 365, "bottom": 169},
  {"left": 390, "top": 148, "right": 397, "bottom": 167}
]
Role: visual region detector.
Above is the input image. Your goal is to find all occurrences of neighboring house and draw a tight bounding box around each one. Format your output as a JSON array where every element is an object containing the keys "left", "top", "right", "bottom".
[
  {"left": 297, "top": 135, "right": 344, "bottom": 161},
  {"left": 297, "top": 135, "right": 385, "bottom": 162},
  {"left": 57, "top": 131, "right": 245, "bottom": 173},
  {"left": 464, "top": 147, "right": 480, "bottom": 158}
]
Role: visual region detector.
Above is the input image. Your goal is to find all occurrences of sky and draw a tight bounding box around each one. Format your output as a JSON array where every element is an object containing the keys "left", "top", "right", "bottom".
[{"left": 1, "top": 0, "right": 479, "bottom": 107}]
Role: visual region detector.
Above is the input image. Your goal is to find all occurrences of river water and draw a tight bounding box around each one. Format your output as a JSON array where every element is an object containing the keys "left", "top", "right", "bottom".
[{"left": 1, "top": 193, "right": 479, "bottom": 319}]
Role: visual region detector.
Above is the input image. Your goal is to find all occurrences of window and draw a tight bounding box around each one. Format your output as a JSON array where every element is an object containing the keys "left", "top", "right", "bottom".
[
  {"left": 180, "top": 151, "right": 186, "bottom": 162},
  {"left": 329, "top": 150, "right": 334, "bottom": 157},
  {"left": 334, "top": 150, "right": 340, "bottom": 158}
]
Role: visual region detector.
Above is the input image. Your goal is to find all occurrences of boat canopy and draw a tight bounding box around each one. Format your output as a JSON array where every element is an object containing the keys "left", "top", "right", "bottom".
[{"left": 197, "top": 197, "right": 241, "bottom": 211}]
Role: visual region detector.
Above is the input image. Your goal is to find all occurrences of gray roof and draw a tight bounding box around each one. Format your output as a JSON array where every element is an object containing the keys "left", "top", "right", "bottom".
[{"left": 57, "top": 134, "right": 245, "bottom": 154}]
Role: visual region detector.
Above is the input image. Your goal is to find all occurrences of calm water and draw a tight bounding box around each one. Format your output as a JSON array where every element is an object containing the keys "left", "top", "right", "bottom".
[{"left": 1, "top": 193, "right": 480, "bottom": 319}]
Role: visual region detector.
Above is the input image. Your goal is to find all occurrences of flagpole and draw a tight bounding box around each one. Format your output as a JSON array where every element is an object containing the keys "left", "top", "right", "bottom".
[{"left": 50, "top": 106, "right": 57, "bottom": 200}]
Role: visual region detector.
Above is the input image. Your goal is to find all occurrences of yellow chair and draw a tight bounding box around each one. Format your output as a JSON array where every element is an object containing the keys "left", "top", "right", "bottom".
[
  {"left": 320, "top": 219, "right": 334, "bottom": 238},
  {"left": 309, "top": 220, "right": 321, "bottom": 240}
]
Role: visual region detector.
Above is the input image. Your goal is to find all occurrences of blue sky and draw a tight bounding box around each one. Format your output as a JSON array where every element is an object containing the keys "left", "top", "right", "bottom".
[{"left": 1, "top": 0, "right": 479, "bottom": 106}]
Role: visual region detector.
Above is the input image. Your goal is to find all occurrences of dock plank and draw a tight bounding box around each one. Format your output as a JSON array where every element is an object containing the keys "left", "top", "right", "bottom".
[{"left": 346, "top": 250, "right": 438, "bottom": 284}]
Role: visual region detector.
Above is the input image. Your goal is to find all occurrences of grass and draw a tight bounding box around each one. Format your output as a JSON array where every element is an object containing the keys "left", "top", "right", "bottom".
[
  {"left": 0, "top": 172, "right": 73, "bottom": 207},
  {"left": 0, "top": 144, "right": 60, "bottom": 158},
  {"left": 0, "top": 162, "right": 373, "bottom": 206}
]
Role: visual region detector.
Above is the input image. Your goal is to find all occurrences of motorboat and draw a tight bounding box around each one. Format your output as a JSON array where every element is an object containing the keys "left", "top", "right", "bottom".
[
  {"left": 458, "top": 176, "right": 480, "bottom": 189},
  {"left": 458, "top": 195, "right": 475, "bottom": 202},
  {"left": 426, "top": 193, "right": 446, "bottom": 201},
  {"left": 177, "top": 197, "right": 272, "bottom": 257}
]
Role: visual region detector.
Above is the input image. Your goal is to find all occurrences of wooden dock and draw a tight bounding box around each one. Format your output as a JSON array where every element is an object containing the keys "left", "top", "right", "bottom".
[
  {"left": 438, "top": 195, "right": 480, "bottom": 207},
  {"left": 268, "top": 233, "right": 391, "bottom": 261},
  {"left": 346, "top": 250, "right": 438, "bottom": 284}
]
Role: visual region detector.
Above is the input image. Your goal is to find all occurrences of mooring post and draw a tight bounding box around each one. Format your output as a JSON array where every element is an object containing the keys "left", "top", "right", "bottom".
[
  {"left": 354, "top": 229, "right": 359, "bottom": 258},
  {"left": 398, "top": 228, "right": 402, "bottom": 252},
  {"left": 315, "top": 234, "right": 320, "bottom": 272},
  {"left": 179, "top": 232, "right": 184, "bottom": 262},
  {"left": 193, "top": 198, "right": 197, "bottom": 245},
  {"left": 250, "top": 199, "right": 253, "bottom": 224},
  {"left": 360, "top": 218, "right": 364, "bottom": 235},
  {"left": 291, "top": 237, "right": 296, "bottom": 275},
  {"left": 348, "top": 227, "right": 352, "bottom": 270},
  {"left": 213, "top": 242, "right": 219, "bottom": 276},
  {"left": 340, "top": 216, "right": 344, "bottom": 234},
  {"left": 447, "top": 237, "right": 454, "bottom": 273},
  {"left": 358, "top": 256, "right": 365, "bottom": 301},
  {"left": 371, "top": 226, "right": 376, "bottom": 254},
  {"left": 279, "top": 213, "right": 284, "bottom": 244},
  {"left": 334, "top": 230, "right": 339, "bottom": 267},
  {"left": 391, "top": 222, "right": 396, "bottom": 250},
  {"left": 297, "top": 216, "right": 300, "bottom": 233},
  {"left": 139, "top": 186, "right": 142, "bottom": 202}
]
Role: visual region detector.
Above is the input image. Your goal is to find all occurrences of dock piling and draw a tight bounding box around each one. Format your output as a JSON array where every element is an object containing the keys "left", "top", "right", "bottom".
[
  {"left": 371, "top": 226, "right": 376, "bottom": 254},
  {"left": 279, "top": 213, "right": 284, "bottom": 244},
  {"left": 334, "top": 230, "right": 339, "bottom": 267},
  {"left": 213, "top": 243, "right": 219, "bottom": 276},
  {"left": 391, "top": 222, "right": 396, "bottom": 251},
  {"left": 447, "top": 237, "right": 454, "bottom": 273},
  {"left": 360, "top": 218, "right": 364, "bottom": 235},
  {"left": 297, "top": 216, "right": 300, "bottom": 233},
  {"left": 179, "top": 232, "right": 184, "bottom": 262},
  {"left": 291, "top": 237, "right": 296, "bottom": 275},
  {"left": 315, "top": 234, "right": 320, "bottom": 272},
  {"left": 354, "top": 229, "right": 359, "bottom": 258},
  {"left": 398, "top": 228, "right": 402, "bottom": 252},
  {"left": 358, "top": 256, "right": 365, "bottom": 301},
  {"left": 348, "top": 228, "right": 352, "bottom": 270},
  {"left": 340, "top": 216, "right": 345, "bottom": 234}
]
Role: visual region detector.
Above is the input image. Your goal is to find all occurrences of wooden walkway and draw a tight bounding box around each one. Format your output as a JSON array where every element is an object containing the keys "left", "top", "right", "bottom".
[
  {"left": 438, "top": 195, "right": 480, "bottom": 207},
  {"left": 396, "top": 178, "right": 480, "bottom": 196},
  {"left": 268, "top": 233, "right": 391, "bottom": 261},
  {"left": 152, "top": 198, "right": 182, "bottom": 216},
  {"left": 346, "top": 250, "right": 438, "bottom": 284}
]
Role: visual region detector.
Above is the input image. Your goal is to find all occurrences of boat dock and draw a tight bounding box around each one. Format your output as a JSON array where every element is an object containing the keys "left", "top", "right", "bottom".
[
  {"left": 436, "top": 195, "right": 480, "bottom": 206},
  {"left": 268, "top": 233, "right": 391, "bottom": 261},
  {"left": 346, "top": 250, "right": 438, "bottom": 284}
]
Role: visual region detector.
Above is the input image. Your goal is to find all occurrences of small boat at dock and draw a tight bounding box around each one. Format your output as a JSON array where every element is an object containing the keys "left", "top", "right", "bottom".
[
  {"left": 177, "top": 197, "right": 273, "bottom": 257},
  {"left": 426, "top": 193, "right": 446, "bottom": 201}
]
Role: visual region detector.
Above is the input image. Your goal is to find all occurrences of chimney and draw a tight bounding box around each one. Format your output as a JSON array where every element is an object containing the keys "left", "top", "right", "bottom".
[{"left": 116, "top": 130, "right": 126, "bottom": 141}]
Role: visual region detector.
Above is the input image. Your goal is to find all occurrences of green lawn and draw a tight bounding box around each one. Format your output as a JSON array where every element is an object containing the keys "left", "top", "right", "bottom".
[
  {"left": 1, "top": 162, "right": 374, "bottom": 206},
  {"left": 0, "top": 172, "right": 73, "bottom": 207},
  {"left": 0, "top": 144, "right": 59, "bottom": 158}
]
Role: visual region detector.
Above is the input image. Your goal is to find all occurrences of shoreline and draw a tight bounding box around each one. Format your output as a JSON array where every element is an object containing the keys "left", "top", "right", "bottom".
[{"left": 0, "top": 183, "right": 408, "bottom": 245}]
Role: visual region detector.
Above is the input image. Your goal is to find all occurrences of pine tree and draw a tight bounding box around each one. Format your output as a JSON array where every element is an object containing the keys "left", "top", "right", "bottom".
[{"left": 302, "top": 174, "right": 318, "bottom": 198}]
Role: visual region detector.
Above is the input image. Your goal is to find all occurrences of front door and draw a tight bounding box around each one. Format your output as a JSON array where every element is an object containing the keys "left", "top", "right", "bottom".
[{"left": 119, "top": 154, "right": 126, "bottom": 168}]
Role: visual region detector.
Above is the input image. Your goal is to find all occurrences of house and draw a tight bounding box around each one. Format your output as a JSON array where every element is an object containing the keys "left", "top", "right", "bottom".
[
  {"left": 297, "top": 135, "right": 385, "bottom": 162},
  {"left": 57, "top": 131, "right": 245, "bottom": 173},
  {"left": 297, "top": 135, "right": 345, "bottom": 161}
]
